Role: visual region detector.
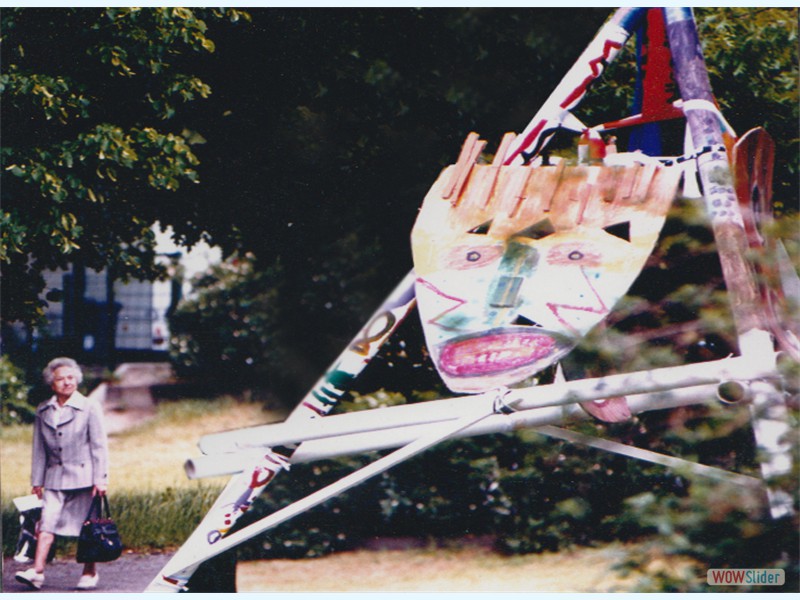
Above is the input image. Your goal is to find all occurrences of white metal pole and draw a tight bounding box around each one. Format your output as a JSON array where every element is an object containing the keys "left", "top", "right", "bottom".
[
  {"left": 535, "top": 425, "right": 763, "bottom": 489},
  {"left": 504, "top": 7, "right": 647, "bottom": 164},
  {"left": 147, "top": 271, "right": 418, "bottom": 592},
  {"left": 187, "top": 383, "right": 727, "bottom": 479},
  {"left": 197, "top": 354, "right": 779, "bottom": 456},
  {"left": 166, "top": 394, "right": 509, "bottom": 580}
]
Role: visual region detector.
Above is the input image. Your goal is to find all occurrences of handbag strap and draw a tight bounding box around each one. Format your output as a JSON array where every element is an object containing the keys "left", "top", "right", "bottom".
[
  {"left": 85, "top": 494, "right": 112, "bottom": 521},
  {"left": 85, "top": 495, "right": 102, "bottom": 521},
  {"left": 100, "top": 494, "right": 112, "bottom": 518}
]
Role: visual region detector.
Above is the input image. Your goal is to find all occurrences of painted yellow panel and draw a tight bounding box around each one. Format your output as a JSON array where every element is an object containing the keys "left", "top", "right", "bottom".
[{"left": 411, "top": 134, "right": 681, "bottom": 393}]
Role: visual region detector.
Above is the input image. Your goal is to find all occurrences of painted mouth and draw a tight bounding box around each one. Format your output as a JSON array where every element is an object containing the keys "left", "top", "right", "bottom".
[{"left": 438, "top": 328, "right": 559, "bottom": 378}]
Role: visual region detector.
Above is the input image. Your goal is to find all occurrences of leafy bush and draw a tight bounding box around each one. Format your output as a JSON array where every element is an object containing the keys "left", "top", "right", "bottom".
[
  {"left": 486, "top": 431, "right": 677, "bottom": 554},
  {"left": 168, "top": 253, "right": 284, "bottom": 396},
  {"left": 0, "top": 355, "right": 34, "bottom": 425},
  {"left": 616, "top": 461, "right": 799, "bottom": 591}
]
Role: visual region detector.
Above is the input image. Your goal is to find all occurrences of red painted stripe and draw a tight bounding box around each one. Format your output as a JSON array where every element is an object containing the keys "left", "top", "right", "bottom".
[
  {"left": 561, "top": 39, "right": 622, "bottom": 109},
  {"left": 504, "top": 120, "right": 546, "bottom": 165},
  {"left": 300, "top": 401, "right": 327, "bottom": 416}
]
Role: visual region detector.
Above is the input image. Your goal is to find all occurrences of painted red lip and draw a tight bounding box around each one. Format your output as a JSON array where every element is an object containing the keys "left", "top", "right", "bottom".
[{"left": 438, "top": 329, "right": 559, "bottom": 377}]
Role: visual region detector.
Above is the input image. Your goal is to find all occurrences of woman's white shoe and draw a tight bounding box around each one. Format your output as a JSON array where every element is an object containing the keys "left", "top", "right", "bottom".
[
  {"left": 76, "top": 573, "right": 99, "bottom": 589},
  {"left": 15, "top": 568, "right": 44, "bottom": 590}
]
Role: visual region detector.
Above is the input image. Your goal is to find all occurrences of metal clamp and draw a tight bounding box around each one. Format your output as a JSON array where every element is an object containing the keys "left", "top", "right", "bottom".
[{"left": 492, "top": 387, "right": 518, "bottom": 415}]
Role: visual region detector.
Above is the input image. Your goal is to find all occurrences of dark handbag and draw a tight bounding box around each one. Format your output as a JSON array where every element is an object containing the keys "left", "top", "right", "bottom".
[{"left": 76, "top": 495, "right": 123, "bottom": 563}]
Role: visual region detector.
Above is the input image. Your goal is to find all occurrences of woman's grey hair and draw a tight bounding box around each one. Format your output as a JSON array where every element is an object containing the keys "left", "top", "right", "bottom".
[{"left": 42, "top": 357, "right": 84, "bottom": 385}]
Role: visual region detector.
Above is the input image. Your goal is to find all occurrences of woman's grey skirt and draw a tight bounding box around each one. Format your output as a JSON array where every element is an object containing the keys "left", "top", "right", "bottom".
[{"left": 40, "top": 488, "right": 93, "bottom": 537}]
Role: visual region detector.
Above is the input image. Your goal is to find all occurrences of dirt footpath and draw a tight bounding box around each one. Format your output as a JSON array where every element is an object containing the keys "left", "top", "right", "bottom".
[{"left": 2, "top": 552, "right": 173, "bottom": 594}]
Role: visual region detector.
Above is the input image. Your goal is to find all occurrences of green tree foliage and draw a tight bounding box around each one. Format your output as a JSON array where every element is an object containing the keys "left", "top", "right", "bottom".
[
  {"left": 696, "top": 7, "right": 799, "bottom": 212},
  {"left": 1, "top": 7, "right": 616, "bottom": 377},
  {"left": 167, "top": 235, "right": 401, "bottom": 400},
  {"left": 0, "top": 355, "right": 34, "bottom": 424},
  {"left": 617, "top": 475, "right": 799, "bottom": 591},
  {"left": 4, "top": 8, "right": 795, "bottom": 394},
  {"left": 1, "top": 7, "right": 249, "bottom": 326}
]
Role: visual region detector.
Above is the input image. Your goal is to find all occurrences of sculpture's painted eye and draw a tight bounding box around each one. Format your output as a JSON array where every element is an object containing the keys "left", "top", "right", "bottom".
[
  {"left": 444, "top": 245, "right": 503, "bottom": 270},
  {"left": 547, "top": 243, "right": 603, "bottom": 267}
]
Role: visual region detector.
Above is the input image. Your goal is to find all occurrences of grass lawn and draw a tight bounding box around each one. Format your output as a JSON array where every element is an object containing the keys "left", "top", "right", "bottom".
[{"left": 235, "top": 541, "right": 689, "bottom": 592}]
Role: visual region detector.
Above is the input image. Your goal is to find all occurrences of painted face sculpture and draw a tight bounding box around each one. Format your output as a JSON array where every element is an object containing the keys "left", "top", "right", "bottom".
[{"left": 411, "top": 133, "right": 681, "bottom": 393}]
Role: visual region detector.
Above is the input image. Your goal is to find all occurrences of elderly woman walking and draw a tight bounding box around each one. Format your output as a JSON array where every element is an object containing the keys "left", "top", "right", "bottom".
[{"left": 15, "top": 357, "right": 109, "bottom": 591}]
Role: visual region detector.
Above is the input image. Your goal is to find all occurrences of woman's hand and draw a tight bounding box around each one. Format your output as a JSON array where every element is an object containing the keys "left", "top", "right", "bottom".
[
  {"left": 92, "top": 484, "right": 108, "bottom": 497},
  {"left": 32, "top": 486, "right": 43, "bottom": 499}
]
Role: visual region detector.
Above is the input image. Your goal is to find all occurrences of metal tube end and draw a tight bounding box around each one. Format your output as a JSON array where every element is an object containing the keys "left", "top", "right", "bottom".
[{"left": 716, "top": 380, "right": 751, "bottom": 404}]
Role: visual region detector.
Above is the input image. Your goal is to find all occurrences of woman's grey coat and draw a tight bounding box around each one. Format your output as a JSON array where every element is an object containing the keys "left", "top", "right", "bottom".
[{"left": 31, "top": 392, "right": 109, "bottom": 490}]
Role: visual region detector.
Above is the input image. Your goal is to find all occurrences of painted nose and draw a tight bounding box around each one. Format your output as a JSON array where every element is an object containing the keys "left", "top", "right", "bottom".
[{"left": 489, "top": 241, "right": 539, "bottom": 308}]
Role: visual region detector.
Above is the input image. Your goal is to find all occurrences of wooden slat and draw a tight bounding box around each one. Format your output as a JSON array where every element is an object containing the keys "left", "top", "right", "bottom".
[
  {"left": 442, "top": 132, "right": 479, "bottom": 199},
  {"left": 480, "top": 132, "right": 517, "bottom": 208},
  {"left": 599, "top": 165, "right": 622, "bottom": 203},
  {"left": 507, "top": 167, "right": 535, "bottom": 219},
  {"left": 732, "top": 127, "right": 775, "bottom": 249},
  {"left": 631, "top": 162, "right": 657, "bottom": 204},
  {"left": 543, "top": 160, "right": 567, "bottom": 213},
  {"left": 614, "top": 164, "right": 639, "bottom": 202},
  {"left": 548, "top": 165, "right": 590, "bottom": 228},
  {"left": 442, "top": 132, "right": 486, "bottom": 204},
  {"left": 576, "top": 167, "right": 601, "bottom": 224}
]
